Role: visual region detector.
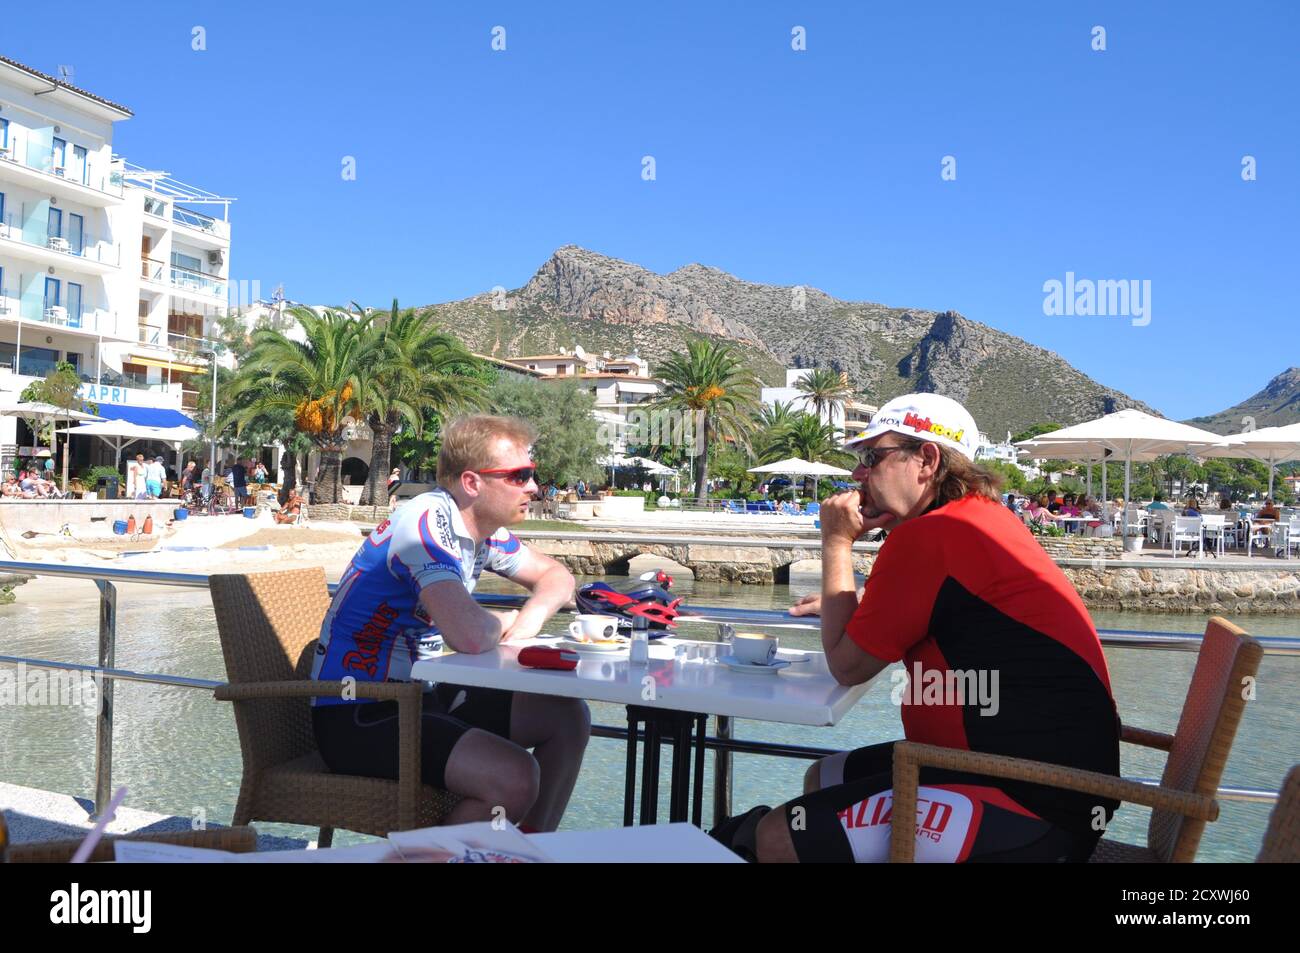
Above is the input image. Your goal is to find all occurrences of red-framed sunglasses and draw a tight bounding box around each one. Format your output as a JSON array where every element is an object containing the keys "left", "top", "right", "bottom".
[{"left": 476, "top": 465, "right": 537, "bottom": 487}]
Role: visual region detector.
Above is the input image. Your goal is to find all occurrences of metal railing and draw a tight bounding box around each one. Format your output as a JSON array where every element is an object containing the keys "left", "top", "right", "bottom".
[
  {"left": 0, "top": 561, "right": 1293, "bottom": 829},
  {"left": 0, "top": 131, "right": 124, "bottom": 198},
  {"left": 0, "top": 214, "right": 121, "bottom": 266}
]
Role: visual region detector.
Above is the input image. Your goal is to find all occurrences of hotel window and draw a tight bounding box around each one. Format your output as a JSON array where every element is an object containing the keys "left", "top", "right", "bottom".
[
  {"left": 48, "top": 206, "right": 63, "bottom": 239},
  {"left": 68, "top": 213, "right": 84, "bottom": 255},
  {"left": 44, "top": 277, "right": 61, "bottom": 312},
  {"left": 67, "top": 282, "right": 83, "bottom": 328},
  {"left": 73, "top": 145, "right": 88, "bottom": 185},
  {"left": 171, "top": 251, "right": 202, "bottom": 273},
  {"left": 64, "top": 351, "right": 82, "bottom": 375},
  {"left": 52, "top": 137, "right": 67, "bottom": 173},
  {"left": 0, "top": 117, "right": 8, "bottom": 150}
]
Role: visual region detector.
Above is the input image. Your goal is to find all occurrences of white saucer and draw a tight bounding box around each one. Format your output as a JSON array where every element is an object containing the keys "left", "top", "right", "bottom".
[
  {"left": 719, "top": 654, "right": 790, "bottom": 675},
  {"left": 558, "top": 637, "right": 629, "bottom": 654}
]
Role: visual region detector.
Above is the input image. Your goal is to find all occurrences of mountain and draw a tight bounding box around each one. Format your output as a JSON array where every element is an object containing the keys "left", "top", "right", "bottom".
[
  {"left": 417, "top": 245, "right": 1158, "bottom": 435},
  {"left": 1185, "top": 368, "right": 1300, "bottom": 434}
]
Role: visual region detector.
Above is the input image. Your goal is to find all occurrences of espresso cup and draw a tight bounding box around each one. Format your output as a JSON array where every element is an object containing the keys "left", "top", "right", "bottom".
[
  {"left": 732, "top": 632, "right": 778, "bottom": 665},
  {"left": 569, "top": 614, "right": 620, "bottom": 641}
]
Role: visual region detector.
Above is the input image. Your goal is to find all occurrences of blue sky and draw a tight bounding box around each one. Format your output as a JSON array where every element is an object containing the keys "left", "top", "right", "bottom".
[{"left": 9, "top": 1, "right": 1297, "bottom": 420}]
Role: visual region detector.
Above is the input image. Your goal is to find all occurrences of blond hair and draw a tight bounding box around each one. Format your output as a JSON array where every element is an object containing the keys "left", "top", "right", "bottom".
[
  {"left": 891, "top": 435, "right": 1004, "bottom": 506},
  {"left": 436, "top": 415, "right": 537, "bottom": 490}
]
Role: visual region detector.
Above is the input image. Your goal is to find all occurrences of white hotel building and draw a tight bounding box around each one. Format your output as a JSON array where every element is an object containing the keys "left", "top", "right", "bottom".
[{"left": 0, "top": 55, "right": 233, "bottom": 472}]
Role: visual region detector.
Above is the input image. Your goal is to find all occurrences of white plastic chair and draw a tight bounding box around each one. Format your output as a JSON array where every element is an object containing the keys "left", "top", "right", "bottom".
[
  {"left": 1200, "top": 514, "right": 1228, "bottom": 557},
  {"left": 1284, "top": 519, "right": 1300, "bottom": 560},
  {"left": 1172, "top": 516, "right": 1203, "bottom": 558}
]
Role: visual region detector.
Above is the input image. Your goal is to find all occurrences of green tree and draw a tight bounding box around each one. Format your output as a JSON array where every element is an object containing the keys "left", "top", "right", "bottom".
[
  {"left": 486, "top": 375, "right": 604, "bottom": 488},
  {"left": 985, "top": 460, "right": 1027, "bottom": 492},
  {"left": 795, "top": 368, "right": 852, "bottom": 428},
  {"left": 651, "top": 339, "right": 759, "bottom": 502},
  {"left": 751, "top": 400, "right": 797, "bottom": 462},
  {"left": 1011, "top": 422, "right": 1063, "bottom": 444},
  {"left": 18, "top": 361, "right": 93, "bottom": 489},
  {"left": 223, "top": 307, "right": 373, "bottom": 503},
  {"left": 759, "top": 411, "right": 854, "bottom": 498},
  {"left": 353, "top": 300, "right": 486, "bottom": 506}
]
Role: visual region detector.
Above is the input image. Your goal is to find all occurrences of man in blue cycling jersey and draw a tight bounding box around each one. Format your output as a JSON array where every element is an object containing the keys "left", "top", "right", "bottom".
[{"left": 312, "top": 414, "right": 589, "bottom": 832}]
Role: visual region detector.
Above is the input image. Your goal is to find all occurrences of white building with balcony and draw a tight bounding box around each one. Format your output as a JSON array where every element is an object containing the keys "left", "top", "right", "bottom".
[{"left": 0, "top": 55, "right": 234, "bottom": 473}]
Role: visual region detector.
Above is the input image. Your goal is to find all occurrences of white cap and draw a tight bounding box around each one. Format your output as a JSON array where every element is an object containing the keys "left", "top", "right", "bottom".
[{"left": 843, "top": 393, "right": 979, "bottom": 461}]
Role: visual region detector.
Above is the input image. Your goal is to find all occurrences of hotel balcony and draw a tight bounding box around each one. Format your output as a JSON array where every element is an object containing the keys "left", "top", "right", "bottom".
[
  {"left": 0, "top": 286, "right": 131, "bottom": 341},
  {"left": 0, "top": 214, "right": 121, "bottom": 275},
  {"left": 0, "top": 131, "right": 124, "bottom": 207}
]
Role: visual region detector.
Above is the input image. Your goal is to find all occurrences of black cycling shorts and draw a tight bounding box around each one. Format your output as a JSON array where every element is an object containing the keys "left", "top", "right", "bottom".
[
  {"left": 312, "top": 684, "right": 515, "bottom": 790},
  {"left": 787, "top": 741, "right": 1098, "bottom": 863}
]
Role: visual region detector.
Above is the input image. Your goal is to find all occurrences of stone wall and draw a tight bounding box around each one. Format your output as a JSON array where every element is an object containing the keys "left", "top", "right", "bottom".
[
  {"left": 1033, "top": 535, "right": 1123, "bottom": 560},
  {"left": 307, "top": 503, "right": 393, "bottom": 523},
  {"left": 1064, "top": 565, "right": 1300, "bottom": 614}
]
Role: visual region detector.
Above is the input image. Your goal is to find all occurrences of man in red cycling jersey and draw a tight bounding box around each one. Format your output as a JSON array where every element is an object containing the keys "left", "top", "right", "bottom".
[{"left": 714, "top": 393, "right": 1120, "bottom": 862}]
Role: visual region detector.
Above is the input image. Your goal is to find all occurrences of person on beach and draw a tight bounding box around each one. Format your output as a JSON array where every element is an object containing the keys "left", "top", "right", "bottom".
[
  {"left": 386, "top": 467, "right": 402, "bottom": 507},
  {"left": 273, "top": 488, "right": 305, "bottom": 524},
  {"left": 126, "top": 453, "right": 145, "bottom": 499},
  {"left": 145, "top": 457, "right": 165, "bottom": 499},
  {"left": 231, "top": 458, "right": 249, "bottom": 504},
  {"left": 252, "top": 461, "right": 269, "bottom": 484},
  {"left": 311, "top": 414, "right": 590, "bottom": 832},
  {"left": 712, "top": 393, "right": 1121, "bottom": 864}
]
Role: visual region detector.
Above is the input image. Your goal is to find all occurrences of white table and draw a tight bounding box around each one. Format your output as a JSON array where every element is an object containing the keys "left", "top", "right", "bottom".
[
  {"left": 410, "top": 637, "right": 867, "bottom": 827},
  {"left": 530, "top": 822, "right": 742, "bottom": 863}
]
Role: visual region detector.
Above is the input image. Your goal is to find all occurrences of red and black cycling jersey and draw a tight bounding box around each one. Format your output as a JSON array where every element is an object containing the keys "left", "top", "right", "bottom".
[{"left": 846, "top": 494, "right": 1121, "bottom": 837}]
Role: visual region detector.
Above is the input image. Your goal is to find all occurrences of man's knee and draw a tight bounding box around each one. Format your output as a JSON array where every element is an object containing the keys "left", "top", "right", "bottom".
[
  {"left": 804, "top": 760, "right": 822, "bottom": 794},
  {"left": 756, "top": 806, "right": 800, "bottom": 863},
  {"left": 490, "top": 748, "right": 541, "bottom": 818}
]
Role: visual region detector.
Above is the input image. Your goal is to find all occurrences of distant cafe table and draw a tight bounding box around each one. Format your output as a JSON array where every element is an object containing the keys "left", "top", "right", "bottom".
[{"left": 409, "top": 636, "right": 868, "bottom": 828}]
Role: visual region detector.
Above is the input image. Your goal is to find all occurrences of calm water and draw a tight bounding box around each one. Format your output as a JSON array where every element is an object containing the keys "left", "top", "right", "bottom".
[{"left": 1, "top": 566, "right": 1296, "bottom": 862}]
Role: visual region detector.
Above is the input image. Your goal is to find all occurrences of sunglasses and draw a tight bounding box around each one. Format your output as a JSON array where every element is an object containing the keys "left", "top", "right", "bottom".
[
  {"left": 855, "top": 445, "right": 911, "bottom": 469},
  {"left": 477, "top": 465, "right": 537, "bottom": 487}
]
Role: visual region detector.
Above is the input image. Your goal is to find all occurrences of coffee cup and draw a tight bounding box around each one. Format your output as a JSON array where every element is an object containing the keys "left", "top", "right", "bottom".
[
  {"left": 568, "top": 614, "right": 620, "bottom": 642},
  {"left": 732, "top": 632, "right": 778, "bottom": 665}
]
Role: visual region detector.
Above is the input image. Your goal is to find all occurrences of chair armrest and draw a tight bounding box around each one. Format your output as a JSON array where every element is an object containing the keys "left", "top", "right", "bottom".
[
  {"left": 1120, "top": 724, "right": 1175, "bottom": 752},
  {"left": 889, "top": 741, "right": 1218, "bottom": 863},
  {"left": 212, "top": 679, "right": 420, "bottom": 703},
  {"left": 214, "top": 679, "right": 424, "bottom": 830}
]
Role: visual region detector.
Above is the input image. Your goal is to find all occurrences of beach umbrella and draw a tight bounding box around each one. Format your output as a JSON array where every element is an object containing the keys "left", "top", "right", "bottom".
[
  {"left": 0, "top": 401, "right": 105, "bottom": 489},
  {"left": 1016, "top": 410, "right": 1232, "bottom": 524},
  {"left": 1196, "top": 423, "right": 1300, "bottom": 498}
]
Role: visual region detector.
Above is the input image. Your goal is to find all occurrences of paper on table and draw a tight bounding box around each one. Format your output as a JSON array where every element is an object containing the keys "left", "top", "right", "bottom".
[
  {"left": 113, "top": 841, "right": 236, "bottom": 863},
  {"left": 387, "top": 822, "right": 552, "bottom": 863}
]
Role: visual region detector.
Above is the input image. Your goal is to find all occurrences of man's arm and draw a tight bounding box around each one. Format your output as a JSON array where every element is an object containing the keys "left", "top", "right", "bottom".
[
  {"left": 818, "top": 491, "right": 891, "bottom": 687},
  {"left": 418, "top": 581, "right": 515, "bottom": 655},
  {"left": 494, "top": 545, "right": 576, "bottom": 642}
]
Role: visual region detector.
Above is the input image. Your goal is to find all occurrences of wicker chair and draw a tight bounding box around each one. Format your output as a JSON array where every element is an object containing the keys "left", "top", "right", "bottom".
[
  {"left": 889, "top": 616, "right": 1263, "bottom": 863},
  {"left": 209, "top": 568, "right": 458, "bottom": 846},
  {"left": 1256, "top": 765, "right": 1300, "bottom": 863},
  {"left": 5, "top": 826, "right": 258, "bottom": 863}
]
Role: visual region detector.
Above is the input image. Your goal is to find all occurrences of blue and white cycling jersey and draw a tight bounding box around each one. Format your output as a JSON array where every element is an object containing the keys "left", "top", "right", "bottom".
[{"left": 311, "top": 487, "right": 527, "bottom": 707}]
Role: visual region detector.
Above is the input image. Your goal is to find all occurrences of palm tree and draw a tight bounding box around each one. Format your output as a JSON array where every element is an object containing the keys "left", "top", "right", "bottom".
[
  {"left": 796, "top": 367, "right": 852, "bottom": 433},
  {"left": 761, "top": 411, "right": 855, "bottom": 498},
  {"left": 751, "top": 400, "right": 797, "bottom": 462},
  {"left": 652, "top": 339, "right": 759, "bottom": 503},
  {"left": 223, "top": 307, "right": 373, "bottom": 503},
  {"left": 354, "top": 300, "right": 486, "bottom": 506}
]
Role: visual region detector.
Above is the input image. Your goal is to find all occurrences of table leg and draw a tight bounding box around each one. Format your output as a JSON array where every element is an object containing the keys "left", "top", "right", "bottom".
[
  {"left": 669, "top": 719, "right": 687, "bottom": 823},
  {"left": 640, "top": 716, "right": 660, "bottom": 824},
  {"left": 692, "top": 714, "right": 706, "bottom": 827},
  {"left": 713, "top": 715, "right": 733, "bottom": 828},
  {"left": 624, "top": 709, "right": 639, "bottom": 827}
]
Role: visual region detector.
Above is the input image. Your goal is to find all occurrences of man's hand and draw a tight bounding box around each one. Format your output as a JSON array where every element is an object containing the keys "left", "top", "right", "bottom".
[
  {"left": 491, "top": 609, "right": 521, "bottom": 640},
  {"left": 789, "top": 593, "right": 821, "bottom": 617},
  {"left": 820, "top": 489, "right": 893, "bottom": 544}
]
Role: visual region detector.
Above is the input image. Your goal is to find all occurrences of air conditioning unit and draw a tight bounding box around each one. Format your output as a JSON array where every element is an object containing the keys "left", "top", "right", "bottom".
[
  {"left": 207, "top": 249, "right": 224, "bottom": 267},
  {"left": 45, "top": 306, "right": 68, "bottom": 324},
  {"left": 48, "top": 236, "right": 70, "bottom": 253}
]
